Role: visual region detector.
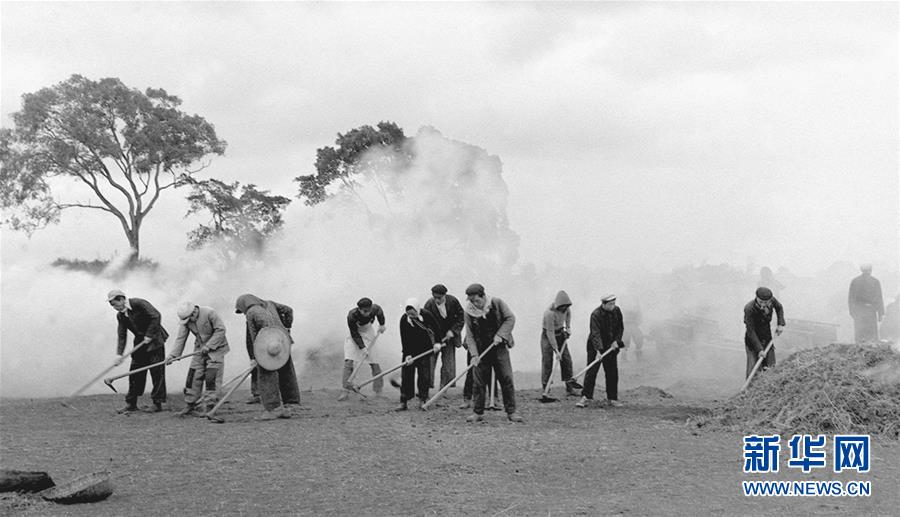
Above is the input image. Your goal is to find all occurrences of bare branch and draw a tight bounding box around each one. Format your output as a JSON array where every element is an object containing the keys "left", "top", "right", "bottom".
[{"left": 57, "top": 202, "right": 115, "bottom": 214}]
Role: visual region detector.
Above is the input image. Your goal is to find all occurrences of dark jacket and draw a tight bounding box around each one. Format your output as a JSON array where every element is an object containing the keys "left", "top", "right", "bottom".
[
  {"left": 423, "top": 294, "right": 465, "bottom": 343},
  {"left": 848, "top": 274, "right": 884, "bottom": 318},
  {"left": 399, "top": 311, "right": 438, "bottom": 357},
  {"left": 743, "top": 298, "right": 785, "bottom": 352},
  {"left": 117, "top": 298, "right": 169, "bottom": 354},
  {"left": 588, "top": 306, "right": 623, "bottom": 352},
  {"left": 464, "top": 297, "right": 516, "bottom": 352},
  {"left": 347, "top": 304, "right": 386, "bottom": 349}
]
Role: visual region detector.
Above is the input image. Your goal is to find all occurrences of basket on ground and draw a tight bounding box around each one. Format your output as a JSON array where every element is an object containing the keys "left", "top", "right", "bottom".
[{"left": 40, "top": 471, "right": 112, "bottom": 504}]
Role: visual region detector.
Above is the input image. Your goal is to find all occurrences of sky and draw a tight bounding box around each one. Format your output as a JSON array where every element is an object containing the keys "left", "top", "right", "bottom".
[{"left": 1, "top": 2, "right": 898, "bottom": 397}]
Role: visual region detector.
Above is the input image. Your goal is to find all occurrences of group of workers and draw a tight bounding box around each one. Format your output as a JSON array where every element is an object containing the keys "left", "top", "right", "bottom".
[{"left": 104, "top": 263, "right": 894, "bottom": 422}]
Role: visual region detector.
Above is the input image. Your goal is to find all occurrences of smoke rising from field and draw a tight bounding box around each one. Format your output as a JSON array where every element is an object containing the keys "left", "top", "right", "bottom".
[{"left": 1, "top": 128, "right": 897, "bottom": 399}]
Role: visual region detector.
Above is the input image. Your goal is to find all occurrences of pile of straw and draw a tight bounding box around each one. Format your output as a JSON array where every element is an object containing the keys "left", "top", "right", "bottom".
[{"left": 694, "top": 343, "right": 900, "bottom": 438}]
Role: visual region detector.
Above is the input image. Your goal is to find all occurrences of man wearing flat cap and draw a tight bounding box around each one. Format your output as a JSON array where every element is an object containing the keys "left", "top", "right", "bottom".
[
  {"left": 743, "top": 287, "right": 785, "bottom": 378},
  {"left": 577, "top": 294, "right": 624, "bottom": 408},
  {"left": 235, "top": 294, "right": 300, "bottom": 420},
  {"left": 848, "top": 264, "right": 884, "bottom": 343},
  {"left": 423, "top": 284, "right": 465, "bottom": 391},
  {"left": 462, "top": 283, "right": 523, "bottom": 423},
  {"left": 168, "top": 302, "right": 230, "bottom": 416},
  {"left": 107, "top": 289, "right": 169, "bottom": 414}
]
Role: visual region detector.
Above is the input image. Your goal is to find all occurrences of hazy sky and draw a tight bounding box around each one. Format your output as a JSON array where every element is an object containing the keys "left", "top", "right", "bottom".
[{"left": 1, "top": 1, "right": 898, "bottom": 273}]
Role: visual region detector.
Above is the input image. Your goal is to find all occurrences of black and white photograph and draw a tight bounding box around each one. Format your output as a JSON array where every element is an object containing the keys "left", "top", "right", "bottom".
[{"left": 1, "top": 1, "right": 898, "bottom": 515}]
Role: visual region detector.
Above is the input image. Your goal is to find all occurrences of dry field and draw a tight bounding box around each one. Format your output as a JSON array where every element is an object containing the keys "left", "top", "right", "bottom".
[{"left": 2, "top": 354, "right": 898, "bottom": 516}]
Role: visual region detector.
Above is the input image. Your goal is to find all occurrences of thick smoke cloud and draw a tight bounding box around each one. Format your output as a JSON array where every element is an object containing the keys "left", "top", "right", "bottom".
[{"left": 1, "top": 128, "right": 896, "bottom": 399}]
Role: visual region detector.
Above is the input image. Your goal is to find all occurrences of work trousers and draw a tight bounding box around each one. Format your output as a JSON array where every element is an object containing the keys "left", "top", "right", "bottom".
[
  {"left": 246, "top": 341, "right": 260, "bottom": 397},
  {"left": 582, "top": 345, "right": 618, "bottom": 401},
  {"left": 342, "top": 359, "right": 383, "bottom": 393},
  {"left": 472, "top": 345, "right": 516, "bottom": 415},
  {"left": 540, "top": 339, "right": 574, "bottom": 389},
  {"left": 745, "top": 345, "right": 776, "bottom": 379},
  {"left": 183, "top": 354, "right": 224, "bottom": 406},
  {"left": 462, "top": 350, "right": 474, "bottom": 400},
  {"left": 126, "top": 347, "right": 167, "bottom": 406},
  {"left": 853, "top": 312, "right": 879, "bottom": 343},
  {"left": 258, "top": 358, "right": 301, "bottom": 411},
  {"left": 400, "top": 356, "right": 431, "bottom": 403},
  {"left": 429, "top": 342, "right": 457, "bottom": 389}
]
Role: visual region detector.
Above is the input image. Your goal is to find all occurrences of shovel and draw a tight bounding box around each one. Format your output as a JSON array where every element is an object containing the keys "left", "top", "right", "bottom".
[
  {"left": 423, "top": 342, "right": 497, "bottom": 410},
  {"left": 206, "top": 361, "right": 257, "bottom": 423},
  {"left": 740, "top": 338, "right": 776, "bottom": 392},
  {"left": 356, "top": 341, "right": 446, "bottom": 392},
  {"left": 538, "top": 339, "right": 572, "bottom": 403},
  {"left": 103, "top": 351, "right": 200, "bottom": 393},
  {"left": 62, "top": 341, "right": 149, "bottom": 409}
]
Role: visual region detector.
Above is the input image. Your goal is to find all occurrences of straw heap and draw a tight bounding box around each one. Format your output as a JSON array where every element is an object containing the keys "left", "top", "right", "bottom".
[{"left": 695, "top": 343, "right": 900, "bottom": 438}]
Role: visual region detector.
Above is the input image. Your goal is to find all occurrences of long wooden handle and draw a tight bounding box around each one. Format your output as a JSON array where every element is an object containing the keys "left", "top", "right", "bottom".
[
  {"left": 570, "top": 347, "right": 615, "bottom": 382},
  {"left": 542, "top": 339, "right": 571, "bottom": 396},
  {"left": 346, "top": 333, "right": 381, "bottom": 385},
  {"left": 206, "top": 361, "right": 257, "bottom": 419},
  {"left": 68, "top": 341, "right": 149, "bottom": 399},
  {"left": 105, "top": 351, "right": 199, "bottom": 383},
  {"left": 423, "top": 342, "right": 497, "bottom": 410},
  {"left": 740, "top": 339, "right": 776, "bottom": 392},
  {"left": 356, "top": 344, "right": 443, "bottom": 390}
]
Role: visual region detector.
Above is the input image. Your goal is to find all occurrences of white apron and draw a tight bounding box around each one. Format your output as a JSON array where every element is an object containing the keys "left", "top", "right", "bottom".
[{"left": 344, "top": 322, "right": 379, "bottom": 363}]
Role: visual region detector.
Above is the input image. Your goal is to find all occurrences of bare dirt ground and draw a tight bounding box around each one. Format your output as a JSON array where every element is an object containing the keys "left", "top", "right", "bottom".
[{"left": 2, "top": 353, "right": 898, "bottom": 516}]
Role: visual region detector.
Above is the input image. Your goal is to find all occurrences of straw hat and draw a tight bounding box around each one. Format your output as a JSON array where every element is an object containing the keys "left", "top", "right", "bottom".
[{"left": 252, "top": 327, "right": 292, "bottom": 371}]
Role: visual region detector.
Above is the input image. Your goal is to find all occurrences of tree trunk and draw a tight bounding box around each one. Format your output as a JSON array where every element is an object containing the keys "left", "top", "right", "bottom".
[{"left": 125, "top": 226, "right": 140, "bottom": 267}]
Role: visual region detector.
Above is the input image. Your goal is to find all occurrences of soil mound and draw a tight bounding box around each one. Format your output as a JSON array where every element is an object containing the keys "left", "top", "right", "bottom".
[
  {"left": 625, "top": 386, "right": 674, "bottom": 401},
  {"left": 695, "top": 343, "right": 900, "bottom": 438}
]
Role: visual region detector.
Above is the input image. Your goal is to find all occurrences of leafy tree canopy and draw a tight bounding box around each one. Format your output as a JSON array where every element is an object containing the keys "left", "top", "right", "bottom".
[
  {"left": 294, "top": 121, "right": 409, "bottom": 210},
  {"left": 185, "top": 177, "right": 291, "bottom": 259},
  {"left": 0, "top": 74, "right": 226, "bottom": 262}
]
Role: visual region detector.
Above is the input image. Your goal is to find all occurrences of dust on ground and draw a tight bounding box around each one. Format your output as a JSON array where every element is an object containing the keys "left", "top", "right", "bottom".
[{"left": 2, "top": 366, "right": 897, "bottom": 516}]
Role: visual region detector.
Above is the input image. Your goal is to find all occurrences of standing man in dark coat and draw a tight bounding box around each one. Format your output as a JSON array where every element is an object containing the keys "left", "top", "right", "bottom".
[
  {"left": 396, "top": 298, "right": 441, "bottom": 411},
  {"left": 423, "top": 284, "right": 465, "bottom": 390},
  {"left": 463, "top": 283, "right": 522, "bottom": 423},
  {"left": 744, "top": 287, "right": 785, "bottom": 378},
  {"left": 848, "top": 264, "right": 884, "bottom": 343},
  {"left": 108, "top": 289, "right": 169, "bottom": 414},
  {"left": 577, "top": 294, "right": 624, "bottom": 408},
  {"left": 235, "top": 294, "right": 301, "bottom": 420}
]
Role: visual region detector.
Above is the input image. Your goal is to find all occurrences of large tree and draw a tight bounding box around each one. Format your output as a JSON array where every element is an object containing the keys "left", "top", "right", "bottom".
[
  {"left": 184, "top": 178, "right": 291, "bottom": 259},
  {"left": 294, "top": 121, "right": 409, "bottom": 212},
  {"left": 0, "top": 74, "right": 226, "bottom": 263}
]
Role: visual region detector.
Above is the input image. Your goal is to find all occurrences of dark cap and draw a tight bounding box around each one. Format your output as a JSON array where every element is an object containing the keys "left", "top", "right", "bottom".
[
  {"left": 464, "top": 283, "right": 485, "bottom": 296},
  {"left": 431, "top": 284, "right": 448, "bottom": 295},
  {"left": 357, "top": 297, "right": 373, "bottom": 309},
  {"left": 755, "top": 287, "right": 773, "bottom": 301}
]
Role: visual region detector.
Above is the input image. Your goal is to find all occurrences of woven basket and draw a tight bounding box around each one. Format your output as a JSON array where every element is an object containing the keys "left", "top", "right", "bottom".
[{"left": 40, "top": 471, "right": 113, "bottom": 504}]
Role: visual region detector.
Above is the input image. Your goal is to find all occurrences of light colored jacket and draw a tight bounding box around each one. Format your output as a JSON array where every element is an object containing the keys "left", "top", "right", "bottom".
[
  {"left": 170, "top": 306, "right": 230, "bottom": 361},
  {"left": 541, "top": 290, "right": 572, "bottom": 350}
]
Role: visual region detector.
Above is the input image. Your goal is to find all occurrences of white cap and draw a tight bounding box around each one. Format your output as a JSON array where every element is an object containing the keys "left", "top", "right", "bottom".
[
  {"left": 107, "top": 289, "right": 126, "bottom": 301},
  {"left": 601, "top": 294, "right": 617, "bottom": 303},
  {"left": 176, "top": 302, "right": 196, "bottom": 322}
]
